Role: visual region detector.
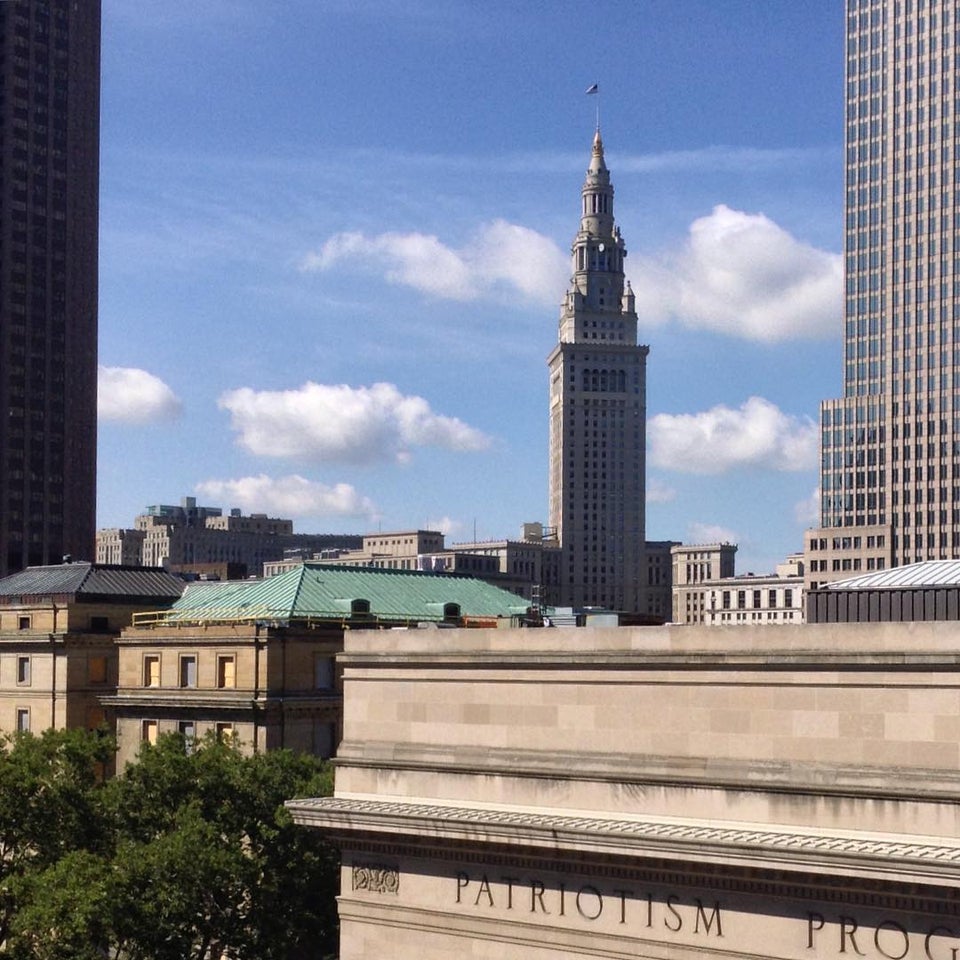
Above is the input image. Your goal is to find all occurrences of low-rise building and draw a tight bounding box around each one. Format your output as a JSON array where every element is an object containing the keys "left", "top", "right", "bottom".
[
  {"left": 104, "top": 563, "right": 533, "bottom": 769},
  {"left": 0, "top": 563, "right": 184, "bottom": 747},
  {"left": 671, "top": 546, "right": 804, "bottom": 625},
  {"left": 806, "top": 559, "right": 960, "bottom": 623},
  {"left": 306, "top": 524, "right": 563, "bottom": 606},
  {"left": 96, "top": 495, "right": 362, "bottom": 575}
]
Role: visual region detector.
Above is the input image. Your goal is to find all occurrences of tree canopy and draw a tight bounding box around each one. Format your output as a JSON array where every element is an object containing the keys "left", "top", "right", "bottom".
[{"left": 0, "top": 729, "right": 338, "bottom": 960}]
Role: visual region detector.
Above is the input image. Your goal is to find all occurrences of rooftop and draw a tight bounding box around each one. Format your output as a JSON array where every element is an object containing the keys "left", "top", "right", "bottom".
[
  {"left": 134, "top": 562, "right": 532, "bottom": 627},
  {"left": 0, "top": 563, "right": 185, "bottom": 603},
  {"left": 826, "top": 560, "right": 960, "bottom": 591}
]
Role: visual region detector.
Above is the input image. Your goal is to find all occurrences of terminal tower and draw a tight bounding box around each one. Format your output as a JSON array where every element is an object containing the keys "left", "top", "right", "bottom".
[{"left": 548, "top": 130, "right": 649, "bottom": 612}]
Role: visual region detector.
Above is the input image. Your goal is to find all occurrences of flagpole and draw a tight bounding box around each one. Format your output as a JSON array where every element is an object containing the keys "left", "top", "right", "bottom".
[{"left": 586, "top": 82, "right": 600, "bottom": 130}]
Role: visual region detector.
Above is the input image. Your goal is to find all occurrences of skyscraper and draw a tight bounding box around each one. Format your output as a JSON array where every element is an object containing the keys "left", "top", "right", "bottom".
[
  {"left": 807, "top": 0, "right": 960, "bottom": 586},
  {"left": 0, "top": 1, "right": 100, "bottom": 578},
  {"left": 548, "top": 130, "right": 649, "bottom": 612}
]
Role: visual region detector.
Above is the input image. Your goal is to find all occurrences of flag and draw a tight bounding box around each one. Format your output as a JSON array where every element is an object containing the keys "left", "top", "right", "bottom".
[{"left": 585, "top": 83, "right": 599, "bottom": 95}]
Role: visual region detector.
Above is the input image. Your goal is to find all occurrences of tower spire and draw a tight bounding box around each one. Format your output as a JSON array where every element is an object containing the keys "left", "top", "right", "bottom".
[{"left": 557, "top": 130, "right": 635, "bottom": 345}]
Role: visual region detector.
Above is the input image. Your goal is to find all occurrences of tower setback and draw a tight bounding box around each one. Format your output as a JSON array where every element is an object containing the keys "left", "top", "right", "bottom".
[
  {"left": 807, "top": 0, "right": 960, "bottom": 586},
  {"left": 548, "top": 131, "right": 649, "bottom": 612}
]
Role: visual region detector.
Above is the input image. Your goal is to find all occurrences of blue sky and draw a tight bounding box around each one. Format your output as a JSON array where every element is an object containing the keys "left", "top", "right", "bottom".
[{"left": 96, "top": 0, "right": 844, "bottom": 574}]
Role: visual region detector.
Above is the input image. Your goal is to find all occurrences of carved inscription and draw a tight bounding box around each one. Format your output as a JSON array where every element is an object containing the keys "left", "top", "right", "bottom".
[
  {"left": 808, "top": 912, "right": 960, "bottom": 960},
  {"left": 451, "top": 872, "right": 960, "bottom": 958},
  {"left": 454, "top": 871, "right": 722, "bottom": 939},
  {"left": 353, "top": 864, "right": 400, "bottom": 895}
]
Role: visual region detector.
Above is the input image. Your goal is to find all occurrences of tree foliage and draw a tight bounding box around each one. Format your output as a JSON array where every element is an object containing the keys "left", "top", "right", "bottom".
[{"left": 0, "top": 730, "right": 338, "bottom": 959}]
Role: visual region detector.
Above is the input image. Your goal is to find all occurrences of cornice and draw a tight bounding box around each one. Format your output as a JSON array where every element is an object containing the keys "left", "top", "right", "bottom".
[{"left": 287, "top": 796, "right": 960, "bottom": 888}]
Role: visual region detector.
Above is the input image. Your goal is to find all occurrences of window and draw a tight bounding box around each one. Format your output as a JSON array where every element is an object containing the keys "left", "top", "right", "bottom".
[
  {"left": 16, "top": 656, "right": 30, "bottom": 686},
  {"left": 179, "top": 655, "right": 197, "bottom": 689},
  {"left": 143, "top": 655, "right": 160, "bottom": 687},
  {"left": 88, "top": 656, "right": 107, "bottom": 684},
  {"left": 141, "top": 720, "right": 158, "bottom": 745},
  {"left": 215, "top": 722, "right": 234, "bottom": 741},
  {"left": 312, "top": 721, "right": 336, "bottom": 759},
  {"left": 89, "top": 615, "right": 109, "bottom": 632},
  {"left": 784, "top": 589, "right": 794, "bottom": 608},
  {"left": 178, "top": 720, "right": 196, "bottom": 753},
  {"left": 16, "top": 708, "right": 29, "bottom": 733},
  {"left": 87, "top": 707, "right": 105, "bottom": 731},
  {"left": 314, "top": 655, "right": 334, "bottom": 690},
  {"left": 17, "top": 616, "right": 30, "bottom": 631},
  {"left": 216, "top": 655, "right": 235, "bottom": 689}
]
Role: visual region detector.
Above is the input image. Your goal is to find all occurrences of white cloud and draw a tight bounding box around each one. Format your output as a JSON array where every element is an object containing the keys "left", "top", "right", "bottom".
[
  {"left": 98, "top": 365, "right": 182, "bottom": 424},
  {"left": 648, "top": 397, "right": 817, "bottom": 475},
  {"left": 218, "top": 381, "right": 491, "bottom": 465},
  {"left": 426, "top": 516, "right": 463, "bottom": 537},
  {"left": 687, "top": 521, "right": 739, "bottom": 545},
  {"left": 630, "top": 205, "right": 841, "bottom": 342},
  {"left": 794, "top": 488, "right": 821, "bottom": 527},
  {"left": 195, "top": 474, "right": 377, "bottom": 519},
  {"left": 645, "top": 478, "right": 676, "bottom": 504},
  {"left": 301, "top": 219, "right": 567, "bottom": 305}
]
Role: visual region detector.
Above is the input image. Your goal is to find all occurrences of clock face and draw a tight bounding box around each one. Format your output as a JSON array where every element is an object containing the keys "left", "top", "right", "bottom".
[{"left": 598, "top": 243, "right": 605, "bottom": 252}]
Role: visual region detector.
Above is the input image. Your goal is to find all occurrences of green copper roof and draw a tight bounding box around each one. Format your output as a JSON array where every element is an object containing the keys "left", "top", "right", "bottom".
[{"left": 141, "top": 563, "right": 530, "bottom": 626}]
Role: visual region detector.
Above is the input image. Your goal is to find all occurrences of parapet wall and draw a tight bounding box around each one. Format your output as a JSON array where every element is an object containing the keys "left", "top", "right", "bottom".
[{"left": 333, "top": 620, "right": 960, "bottom": 838}]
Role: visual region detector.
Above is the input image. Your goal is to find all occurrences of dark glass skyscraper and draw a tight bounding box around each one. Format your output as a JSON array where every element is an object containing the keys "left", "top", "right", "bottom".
[{"left": 0, "top": 0, "right": 100, "bottom": 577}]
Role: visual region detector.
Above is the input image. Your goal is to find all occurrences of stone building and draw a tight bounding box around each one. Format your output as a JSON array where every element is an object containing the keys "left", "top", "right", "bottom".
[
  {"left": 0, "top": 563, "right": 183, "bottom": 747},
  {"left": 548, "top": 130, "right": 649, "bottom": 613},
  {"left": 291, "top": 619, "right": 960, "bottom": 959},
  {"left": 670, "top": 546, "right": 805, "bottom": 626},
  {"left": 104, "top": 563, "right": 532, "bottom": 769},
  {"left": 96, "top": 496, "right": 361, "bottom": 576},
  {"left": 291, "top": 526, "right": 563, "bottom": 606}
]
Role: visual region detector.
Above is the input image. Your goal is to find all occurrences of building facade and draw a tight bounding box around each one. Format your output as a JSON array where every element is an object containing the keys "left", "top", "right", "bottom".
[
  {"left": 807, "top": 0, "right": 960, "bottom": 583},
  {"left": 641, "top": 540, "right": 680, "bottom": 623},
  {"left": 107, "top": 562, "right": 533, "bottom": 769},
  {"left": 96, "top": 496, "right": 362, "bottom": 576},
  {"left": 672, "top": 551, "right": 805, "bottom": 626},
  {"left": 293, "top": 621, "right": 960, "bottom": 959},
  {"left": 670, "top": 542, "right": 737, "bottom": 624},
  {"left": 548, "top": 130, "right": 649, "bottom": 613},
  {"left": 302, "top": 526, "right": 562, "bottom": 605},
  {"left": 0, "top": 1, "right": 101, "bottom": 577},
  {"left": 0, "top": 563, "right": 182, "bottom": 752}
]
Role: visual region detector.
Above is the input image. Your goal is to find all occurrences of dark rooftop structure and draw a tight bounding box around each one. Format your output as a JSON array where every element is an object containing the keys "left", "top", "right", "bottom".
[
  {"left": 806, "top": 560, "right": 960, "bottom": 624},
  {"left": 0, "top": 562, "right": 185, "bottom": 606}
]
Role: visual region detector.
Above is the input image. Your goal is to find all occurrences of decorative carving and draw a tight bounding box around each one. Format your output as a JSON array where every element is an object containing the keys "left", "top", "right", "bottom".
[
  {"left": 306, "top": 798, "right": 960, "bottom": 866},
  {"left": 352, "top": 863, "right": 400, "bottom": 895}
]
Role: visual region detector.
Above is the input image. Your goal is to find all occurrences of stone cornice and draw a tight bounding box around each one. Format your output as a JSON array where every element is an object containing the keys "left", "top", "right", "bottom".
[
  {"left": 339, "top": 650, "right": 960, "bottom": 669},
  {"left": 287, "top": 797, "right": 960, "bottom": 888},
  {"left": 333, "top": 739, "right": 960, "bottom": 803}
]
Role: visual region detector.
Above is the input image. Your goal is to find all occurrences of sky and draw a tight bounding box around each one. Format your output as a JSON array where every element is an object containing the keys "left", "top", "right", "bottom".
[{"left": 96, "top": 0, "right": 845, "bottom": 575}]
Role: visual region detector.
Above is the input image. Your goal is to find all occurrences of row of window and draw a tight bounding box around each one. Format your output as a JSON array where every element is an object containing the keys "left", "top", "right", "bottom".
[
  {"left": 141, "top": 719, "right": 232, "bottom": 746},
  {"left": 141, "top": 653, "right": 334, "bottom": 690},
  {"left": 719, "top": 589, "right": 796, "bottom": 610}
]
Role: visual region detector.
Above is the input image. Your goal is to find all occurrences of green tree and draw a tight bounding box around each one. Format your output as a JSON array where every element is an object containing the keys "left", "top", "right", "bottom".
[
  {"left": 0, "top": 731, "right": 338, "bottom": 959},
  {"left": 0, "top": 728, "right": 113, "bottom": 946}
]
